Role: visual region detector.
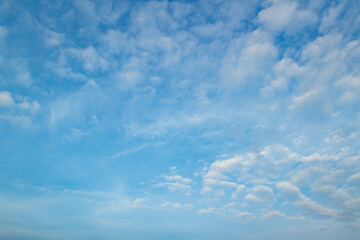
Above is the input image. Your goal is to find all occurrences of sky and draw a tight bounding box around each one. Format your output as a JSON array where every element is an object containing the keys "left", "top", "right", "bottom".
[{"left": 0, "top": 0, "right": 360, "bottom": 239}]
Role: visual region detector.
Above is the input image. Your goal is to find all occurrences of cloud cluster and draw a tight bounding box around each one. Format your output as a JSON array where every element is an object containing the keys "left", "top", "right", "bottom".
[
  {"left": 200, "top": 145, "right": 360, "bottom": 222},
  {"left": 156, "top": 172, "right": 193, "bottom": 195},
  {"left": 0, "top": 91, "right": 40, "bottom": 127}
]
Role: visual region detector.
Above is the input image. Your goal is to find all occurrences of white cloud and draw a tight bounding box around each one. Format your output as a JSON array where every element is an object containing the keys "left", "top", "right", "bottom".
[
  {"left": 244, "top": 193, "right": 257, "bottom": 202},
  {"left": 125, "top": 110, "right": 221, "bottom": 137},
  {"left": 201, "top": 153, "right": 257, "bottom": 195},
  {"left": 96, "top": 0, "right": 128, "bottom": 24},
  {"left": 46, "top": 61, "right": 87, "bottom": 82},
  {"left": 10, "top": 60, "right": 33, "bottom": 87},
  {"left": 336, "top": 74, "right": 360, "bottom": 88},
  {"left": 262, "top": 210, "right": 285, "bottom": 219},
  {"left": 197, "top": 208, "right": 216, "bottom": 215},
  {"left": 244, "top": 185, "right": 274, "bottom": 204},
  {"left": 217, "top": 0, "right": 260, "bottom": 31},
  {"left": 203, "top": 179, "right": 237, "bottom": 189},
  {"left": 288, "top": 89, "right": 320, "bottom": 110},
  {"left": 338, "top": 91, "right": 358, "bottom": 103},
  {"left": 298, "top": 197, "right": 337, "bottom": 218},
  {"left": 291, "top": 166, "right": 324, "bottom": 185},
  {"left": 44, "top": 28, "right": 65, "bottom": 47},
  {"left": 325, "top": 128, "right": 358, "bottom": 144},
  {"left": 236, "top": 211, "right": 252, "bottom": 217},
  {"left": 301, "top": 153, "right": 342, "bottom": 163},
  {"left": 49, "top": 79, "right": 103, "bottom": 128},
  {"left": 277, "top": 181, "right": 337, "bottom": 218},
  {"left": 301, "top": 34, "right": 343, "bottom": 61},
  {"left": 102, "top": 145, "right": 147, "bottom": 161},
  {"left": 202, "top": 145, "right": 298, "bottom": 198},
  {"left": 0, "top": 91, "right": 40, "bottom": 127},
  {"left": 160, "top": 201, "right": 191, "bottom": 210},
  {"left": 115, "top": 69, "right": 143, "bottom": 92},
  {"left": 231, "top": 184, "right": 245, "bottom": 199},
  {"left": 1, "top": 1, "right": 360, "bottom": 234},
  {"left": 115, "top": 57, "right": 145, "bottom": 91},
  {"left": 277, "top": 181, "right": 303, "bottom": 200},
  {"left": 0, "top": 115, "right": 32, "bottom": 127},
  {"left": 287, "top": 216, "right": 306, "bottom": 221},
  {"left": 220, "top": 30, "right": 278, "bottom": 87},
  {"left": 205, "top": 156, "right": 243, "bottom": 179},
  {"left": 56, "top": 46, "right": 108, "bottom": 76},
  {"left": 100, "top": 29, "right": 127, "bottom": 54},
  {"left": 319, "top": 3, "right": 343, "bottom": 33},
  {"left": 170, "top": 2, "right": 192, "bottom": 21},
  {"left": 80, "top": 46, "right": 109, "bottom": 72},
  {"left": 192, "top": 21, "right": 225, "bottom": 38},
  {"left": 156, "top": 174, "right": 193, "bottom": 193},
  {"left": 73, "top": 0, "right": 127, "bottom": 25},
  {"left": 18, "top": 98, "right": 40, "bottom": 114},
  {"left": 347, "top": 173, "right": 360, "bottom": 184},
  {"left": 236, "top": 211, "right": 255, "bottom": 222},
  {"left": 0, "top": 91, "right": 14, "bottom": 106},
  {"left": 132, "top": 198, "right": 145, "bottom": 208},
  {"left": 258, "top": 0, "right": 318, "bottom": 35},
  {"left": 16, "top": 71, "right": 32, "bottom": 87},
  {"left": 200, "top": 144, "right": 360, "bottom": 222},
  {"left": 262, "top": 57, "right": 303, "bottom": 95}
]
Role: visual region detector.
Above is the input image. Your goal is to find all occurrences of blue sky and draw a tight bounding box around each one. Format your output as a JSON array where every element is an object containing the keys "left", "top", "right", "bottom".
[{"left": 0, "top": 0, "right": 360, "bottom": 239}]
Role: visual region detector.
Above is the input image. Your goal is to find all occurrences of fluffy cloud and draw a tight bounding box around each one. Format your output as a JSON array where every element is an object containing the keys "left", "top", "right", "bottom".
[
  {"left": 258, "top": 0, "right": 318, "bottom": 35},
  {"left": 261, "top": 57, "right": 303, "bottom": 95},
  {"left": 0, "top": 91, "right": 40, "bottom": 127},
  {"left": 132, "top": 198, "right": 145, "bottom": 208},
  {"left": 0, "top": 91, "right": 14, "bottom": 106},
  {"left": 201, "top": 145, "right": 360, "bottom": 222},
  {"left": 100, "top": 29, "right": 128, "bottom": 55},
  {"left": 347, "top": 173, "right": 360, "bottom": 184},
  {"left": 79, "top": 46, "right": 109, "bottom": 73},
  {"left": 220, "top": 30, "right": 278, "bottom": 88},
  {"left": 243, "top": 185, "right": 275, "bottom": 205},
  {"left": 1, "top": 0, "right": 360, "bottom": 238},
  {"left": 262, "top": 210, "right": 285, "bottom": 219},
  {"left": 156, "top": 174, "right": 193, "bottom": 194},
  {"left": 276, "top": 182, "right": 340, "bottom": 219},
  {"left": 73, "top": 0, "right": 127, "bottom": 25},
  {"left": 43, "top": 28, "right": 65, "bottom": 47},
  {"left": 201, "top": 153, "right": 258, "bottom": 196}
]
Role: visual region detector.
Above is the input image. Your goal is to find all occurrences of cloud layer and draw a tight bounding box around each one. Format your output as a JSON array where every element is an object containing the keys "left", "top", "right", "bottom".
[{"left": 0, "top": 0, "right": 359, "bottom": 239}]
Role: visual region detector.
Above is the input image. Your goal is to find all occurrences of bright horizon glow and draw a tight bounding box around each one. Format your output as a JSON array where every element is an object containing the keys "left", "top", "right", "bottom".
[{"left": 0, "top": 0, "right": 360, "bottom": 239}]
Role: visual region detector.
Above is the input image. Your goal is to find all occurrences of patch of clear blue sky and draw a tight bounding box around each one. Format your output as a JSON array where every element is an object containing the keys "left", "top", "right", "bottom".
[{"left": 0, "top": 0, "right": 360, "bottom": 239}]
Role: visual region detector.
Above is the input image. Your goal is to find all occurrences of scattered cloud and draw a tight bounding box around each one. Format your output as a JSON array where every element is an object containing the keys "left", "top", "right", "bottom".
[
  {"left": 156, "top": 173, "right": 193, "bottom": 194},
  {"left": 1, "top": 0, "right": 360, "bottom": 238},
  {"left": 132, "top": 198, "right": 145, "bottom": 208},
  {"left": 0, "top": 91, "right": 14, "bottom": 106},
  {"left": 258, "top": 0, "right": 318, "bottom": 35},
  {"left": 347, "top": 173, "right": 360, "bottom": 184},
  {"left": 43, "top": 28, "right": 65, "bottom": 47},
  {"left": 262, "top": 210, "right": 285, "bottom": 219},
  {"left": 198, "top": 208, "right": 214, "bottom": 215}
]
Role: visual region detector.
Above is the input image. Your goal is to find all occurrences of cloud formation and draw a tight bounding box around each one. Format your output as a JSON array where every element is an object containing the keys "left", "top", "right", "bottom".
[{"left": 0, "top": 0, "right": 359, "bottom": 239}]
